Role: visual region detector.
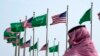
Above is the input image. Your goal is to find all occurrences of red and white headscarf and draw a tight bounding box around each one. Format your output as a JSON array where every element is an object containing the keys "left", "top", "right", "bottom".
[{"left": 64, "top": 25, "right": 98, "bottom": 56}]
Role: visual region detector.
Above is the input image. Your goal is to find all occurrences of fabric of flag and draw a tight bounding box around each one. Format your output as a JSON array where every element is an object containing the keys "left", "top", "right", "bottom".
[
  {"left": 12, "top": 38, "right": 23, "bottom": 46},
  {"left": 4, "top": 31, "right": 16, "bottom": 39},
  {"left": 7, "top": 38, "right": 17, "bottom": 43},
  {"left": 18, "top": 38, "right": 23, "bottom": 46},
  {"left": 40, "top": 43, "right": 48, "bottom": 51},
  {"left": 5, "top": 27, "right": 14, "bottom": 33},
  {"left": 12, "top": 43, "right": 17, "bottom": 46},
  {"left": 23, "top": 17, "right": 33, "bottom": 28},
  {"left": 79, "top": 8, "right": 91, "bottom": 24},
  {"left": 12, "top": 39, "right": 19, "bottom": 46},
  {"left": 11, "top": 22, "right": 24, "bottom": 32},
  {"left": 29, "top": 42, "right": 38, "bottom": 52},
  {"left": 4, "top": 27, "right": 19, "bottom": 39},
  {"left": 50, "top": 11, "right": 66, "bottom": 25},
  {"left": 31, "top": 14, "right": 47, "bottom": 27},
  {"left": 21, "top": 40, "right": 30, "bottom": 48},
  {"left": 49, "top": 45, "right": 58, "bottom": 52}
]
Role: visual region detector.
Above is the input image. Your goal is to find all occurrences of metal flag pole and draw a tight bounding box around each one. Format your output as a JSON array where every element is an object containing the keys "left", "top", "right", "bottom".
[
  {"left": 37, "top": 38, "right": 39, "bottom": 56},
  {"left": 18, "top": 19, "right": 21, "bottom": 56},
  {"left": 91, "top": 2, "right": 93, "bottom": 39},
  {"left": 66, "top": 5, "right": 69, "bottom": 51},
  {"left": 58, "top": 42, "right": 59, "bottom": 56},
  {"left": 47, "top": 40, "right": 49, "bottom": 55},
  {"left": 30, "top": 36, "right": 32, "bottom": 56},
  {"left": 46, "top": 8, "right": 49, "bottom": 56},
  {"left": 53, "top": 38, "right": 56, "bottom": 56},
  {"left": 23, "top": 16, "right": 27, "bottom": 56},
  {"left": 15, "top": 43, "right": 18, "bottom": 56},
  {"left": 32, "top": 12, "right": 35, "bottom": 56},
  {"left": 30, "top": 51, "right": 31, "bottom": 56}
]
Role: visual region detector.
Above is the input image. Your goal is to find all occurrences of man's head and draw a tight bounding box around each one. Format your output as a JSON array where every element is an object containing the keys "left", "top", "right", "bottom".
[{"left": 68, "top": 25, "right": 90, "bottom": 46}]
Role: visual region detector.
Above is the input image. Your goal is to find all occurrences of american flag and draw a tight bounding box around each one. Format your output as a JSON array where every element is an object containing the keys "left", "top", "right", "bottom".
[
  {"left": 50, "top": 11, "right": 67, "bottom": 25},
  {"left": 6, "top": 27, "right": 15, "bottom": 34},
  {"left": 40, "top": 43, "right": 48, "bottom": 51},
  {"left": 23, "top": 17, "right": 33, "bottom": 28},
  {"left": 21, "top": 39, "right": 30, "bottom": 48}
]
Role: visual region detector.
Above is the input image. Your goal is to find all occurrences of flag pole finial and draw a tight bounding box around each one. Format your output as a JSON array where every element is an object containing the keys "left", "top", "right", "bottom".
[
  {"left": 47, "top": 8, "right": 49, "bottom": 13},
  {"left": 33, "top": 12, "right": 35, "bottom": 17},
  {"left": 67, "top": 5, "right": 69, "bottom": 10},
  {"left": 91, "top": 2, "right": 93, "bottom": 6},
  {"left": 20, "top": 19, "right": 21, "bottom": 22},
  {"left": 25, "top": 16, "right": 27, "bottom": 20},
  {"left": 54, "top": 38, "right": 56, "bottom": 40}
]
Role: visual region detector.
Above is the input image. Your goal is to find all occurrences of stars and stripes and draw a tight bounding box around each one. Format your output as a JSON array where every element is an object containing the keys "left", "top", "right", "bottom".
[
  {"left": 23, "top": 17, "right": 33, "bottom": 28},
  {"left": 40, "top": 43, "right": 48, "bottom": 51},
  {"left": 21, "top": 39, "right": 30, "bottom": 48},
  {"left": 50, "top": 11, "right": 67, "bottom": 25},
  {"left": 6, "top": 27, "right": 15, "bottom": 34}
]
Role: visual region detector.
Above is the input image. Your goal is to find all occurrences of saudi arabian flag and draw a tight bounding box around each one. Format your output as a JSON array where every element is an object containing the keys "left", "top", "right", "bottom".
[
  {"left": 31, "top": 14, "right": 47, "bottom": 27},
  {"left": 79, "top": 8, "right": 91, "bottom": 24},
  {"left": 29, "top": 42, "right": 38, "bottom": 52},
  {"left": 12, "top": 43, "right": 17, "bottom": 46},
  {"left": 12, "top": 38, "right": 23, "bottom": 46},
  {"left": 49, "top": 45, "right": 58, "bottom": 52},
  {"left": 4, "top": 27, "right": 20, "bottom": 39},
  {"left": 4, "top": 30, "right": 17, "bottom": 38},
  {"left": 7, "top": 38, "right": 17, "bottom": 43},
  {"left": 11, "top": 22, "right": 24, "bottom": 32}
]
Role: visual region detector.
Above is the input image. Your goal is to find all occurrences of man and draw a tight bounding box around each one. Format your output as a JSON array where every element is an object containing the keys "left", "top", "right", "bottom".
[{"left": 64, "top": 25, "right": 98, "bottom": 56}]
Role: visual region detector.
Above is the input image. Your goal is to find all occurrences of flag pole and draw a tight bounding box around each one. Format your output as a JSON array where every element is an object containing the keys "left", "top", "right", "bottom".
[
  {"left": 37, "top": 38, "right": 39, "bottom": 56},
  {"left": 46, "top": 8, "right": 49, "bottom": 56},
  {"left": 66, "top": 5, "right": 69, "bottom": 51},
  {"left": 18, "top": 19, "right": 21, "bottom": 56},
  {"left": 33, "top": 12, "right": 35, "bottom": 56},
  {"left": 91, "top": 2, "right": 93, "bottom": 39},
  {"left": 15, "top": 44, "right": 18, "bottom": 56},
  {"left": 30, "top": 36, "right": 32, "bottom": 56},
  {"left": 58, "top": 42, "right": 59, "bottom": 56},
  {"left": 30, "top": 51, "right": 31, "bottom": 56},
  {"left": 23, "top": 16, "right": 27, "bottom": 56},
  {"left": 53, "top": 38, "right": 56, "bottom": 56},
  {"left": 15, "top": 19, "right": 22, "bottom": 56}
]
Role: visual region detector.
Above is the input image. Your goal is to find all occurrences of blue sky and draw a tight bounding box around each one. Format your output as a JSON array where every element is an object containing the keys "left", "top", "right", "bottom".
[{"left": 0, "top": 0, "right": 100, "bottom": 56}]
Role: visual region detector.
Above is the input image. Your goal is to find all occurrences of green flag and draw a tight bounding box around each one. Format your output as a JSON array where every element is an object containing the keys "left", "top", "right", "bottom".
[
  {"left": 12, "top": 38, "right": 23, "bottom": 46},
  {"left": 31, "top": 14, "right": 47, "bottom": 27},
  {"left": 29, "top": 42, "right": 38, "bottom": 52},
  {"left": 4, "top": 30, "right": 17, "bottom": 38},
  {"left": 79, "top": 8, "right": 91, "bottom": 24},
  {"left": 4, "top": 27, "right": 20, "bottom": 39},
  {"left": 49, "top": 45, "right": 58, "bottom": 52},
  {"left": 12, "top": 43, "right": 17, "bottom": 46},
  {"left": 7, "top": 38, "right": 17, "bottom": 43},
  {"left": 11, "top": 22, "right": 24, "bottom": 32},
  {"left": 18, "top": 38, "right": 23, "bottom": 46}
]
